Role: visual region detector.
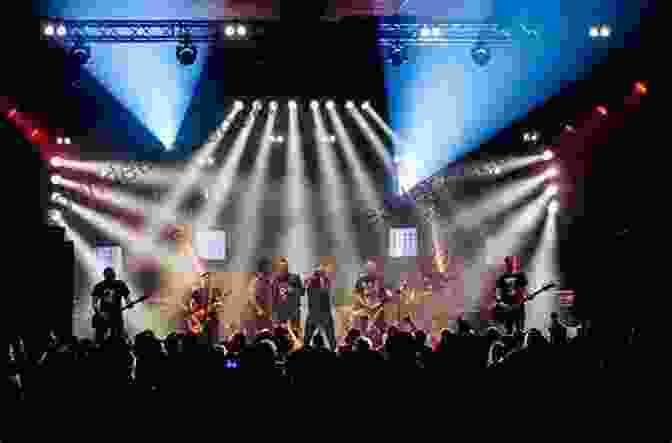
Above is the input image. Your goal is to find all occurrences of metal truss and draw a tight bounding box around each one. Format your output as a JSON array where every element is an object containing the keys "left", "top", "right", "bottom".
[
  {"left": 41, "top": 19, "right": 257, "bottom": 43},
  {"left": 41, "top": 19, "right": 512, "bottom": 47},
  {"left": 377, "top": 23, "right": 512, "bottom": 47}
]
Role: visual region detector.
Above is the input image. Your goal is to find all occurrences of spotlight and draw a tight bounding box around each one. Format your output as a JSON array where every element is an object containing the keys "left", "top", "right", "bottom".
[
  {"left": 270, "top": 101, "right": 278, "bottom": 111},
  {"left": 225, "top": 25, "right": 235, "bottom": 37},
  {"left": 634, "top": 81, "right": 647, "bottom": 95},
  {"left": 57, "top": 137, "right": 63, "bottom": 144},
  {"left": 288, "top": 100, "right": 297, "bottom": 109},
  {"left": 346, "top": 100, "right": 354, "bottom": 109},
  {"left": 596, "top": 105, "right": 608, "bottom": 116},
  {"left": 542, "top": 150, "right": 554, "bottom": 161},
  {"left": 589, "top": 26, "right": 600, "bottom": 38},
  {"left": 545, "top": 167, "right": 559, "bottom": 179},
  {"left": 56, "top": 24, "right": 67, "bottom": 37},
  {"left": 234, "top": 100, "right": 244, "bottom": 109},
  {"left": 44, "top": 24, "right": 55, "bottom": 36},
  {"left": 599, "top": 25, "right": 611, "bottom": 38},
  {"left": 64, "top": 137, "right": 71, "bottom": 145},
  {"left": 51, "top": 193, "right": 67, "bottom": 205},
  {"left": 432, "top": 27, "right": 441, "bottom": 37},
  {"left": 176, "top": 36, "right": 197, "bottom": 65},
  {"left": 471, "top": 42, "right": 491, "bottom": 67},
  {"left": 546, "top": 184, "right": 559, "bottom": 196},
  {"left": 420, "top": 26, "right": 431, "bottom": 38},
  {"left": 362, "top": 101, "right": 370, "bottom": 110},
  {"left": 563, "top": 124, "right": 576, "bottom": 133},
  {"left": 198, "top": 156, "right": 216, "bottom": 167},
  {"left": 7, "top": 109, "right": 16, "bottom": 119},
  {"left": 31, "top": 129, "right": 40, "bottom": 138},
  {"left": 326, "top": 100, "right": 335, "bottom": 109},
  {"left": 276, "top": 135, "right": 284, "bottom": 143},
  {"left": 70, "top": 41, "right": 91, "bottom": 65},
  {"left": 523, "top": 131, "right": 540, "bottom": 143},
  {"left": 253, "top": 100, "right": 262, "bottom": 111},
  {"left": 237, "top": 25, "right": 247, "bottom": 36},
  {"left": 548, "top": 200, "right": 560, "bottom": 214},
  {"left": 50, "top": 157, "right": 64, "bottom": 167},
  {"left": 48, "top": 209, "right": 63, "bottom": 222},
  {"left": 51, "top": 175, "right": 62, "bottom": 185},
  {"left": 310, "top": 100, "right": 319, "bottom": 110}
]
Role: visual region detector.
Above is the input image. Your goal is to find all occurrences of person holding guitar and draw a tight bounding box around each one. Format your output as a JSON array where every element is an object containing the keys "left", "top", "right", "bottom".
[
  {"left": 494, "top": 256, "right": 528, "bottom": 335},
  {"left": 247, "top": 258, "right": 274, "bottom": 336},
  {"left": 351, "top": 259, "right": 393, "bottom": 348},
  {"left": 91, "top": 267, "right": 131, "bottom": 344}
]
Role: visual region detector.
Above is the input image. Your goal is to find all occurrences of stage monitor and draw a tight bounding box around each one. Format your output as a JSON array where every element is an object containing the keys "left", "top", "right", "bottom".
[
  {"left": 195, "top": 229, "right": 227, "bottom": 261},
  {"left": 389, "top": 226, "right": 417, "bottom": 258}
]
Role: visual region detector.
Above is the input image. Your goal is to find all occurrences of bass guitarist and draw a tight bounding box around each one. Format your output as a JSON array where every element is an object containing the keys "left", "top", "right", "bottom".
[
  {"left": 494, "top": 256, "right": 529, "bottom": 335},
  {"left": 91, "top": 267, "right": 131, "bottom": 344}
]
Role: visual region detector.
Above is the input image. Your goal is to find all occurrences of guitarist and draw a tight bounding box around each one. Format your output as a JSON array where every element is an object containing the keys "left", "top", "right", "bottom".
[
  {"left": 352, "top": 259, "right": 392, "bottom": 347},
  {"left": 91, "top": 267, "right": 131, "bottom": 344},
  {"left": 494, "top": 256, "right": 529, "bottom": 335}
]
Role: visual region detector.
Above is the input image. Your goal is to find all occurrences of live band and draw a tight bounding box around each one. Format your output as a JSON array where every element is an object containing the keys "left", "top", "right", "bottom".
[{"left": 91, "top": 255, "right": 556, "bottom": 347}]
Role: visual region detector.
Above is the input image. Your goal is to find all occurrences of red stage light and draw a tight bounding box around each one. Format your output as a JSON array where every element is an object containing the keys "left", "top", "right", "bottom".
[
  {"left": 596, "top": 106, "right": 608, "bottom": 116},
  {"left": 7, "top": 109, "right": 17, "bottom": 119},
  {"left": 634, "top": 81, "right": 647, "bottom": 95},
  {"left": 31, "top": 129, "right": 40, "bottom": 137}
]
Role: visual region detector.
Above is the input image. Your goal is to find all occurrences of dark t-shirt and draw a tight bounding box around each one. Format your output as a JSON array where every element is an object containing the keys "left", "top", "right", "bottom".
[
  {"left": 496, "top": 272, "right": 528, "bottom": 305},
  {"left": 305, "top": 272, "right": 331, "bottom": 314},
  {"left": 92, "top": 279, "right": 130, "bottom": 313},
  {"left": 273, "top": 273, "right": 303, "bottom": 308}
]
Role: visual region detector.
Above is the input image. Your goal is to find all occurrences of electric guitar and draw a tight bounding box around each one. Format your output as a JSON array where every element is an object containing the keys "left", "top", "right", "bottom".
[
  {"left": 92, "top": 294, "right": 151, "bottom": 329},
  {"left": 494, "top": 282, "right": 556, "bottom": 314}
]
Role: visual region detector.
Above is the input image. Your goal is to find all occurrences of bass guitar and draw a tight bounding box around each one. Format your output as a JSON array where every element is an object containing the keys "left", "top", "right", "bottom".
[
  {"left": 494, "top": 282, "right": 556, "bottom": 315},
  {"left": 92, "top": 293, "right": 151, "bottom": 329}
]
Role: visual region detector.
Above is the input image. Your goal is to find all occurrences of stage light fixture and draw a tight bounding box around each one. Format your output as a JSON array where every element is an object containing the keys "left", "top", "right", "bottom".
[
  {"left": 64, "top": 137, "right": 71, "bottom": 144},
  {"left": 596, "top": 105, "right": 608, "bottom": 116},
  {"left": 388, "top": 43, "right": 409, "bottom": 66},
  {"left": 432, "top": 27, "right": 441, "bottom": 37},
  {"left": 542, "top": 150, "right": 554, "bottom": 161},
  {"left": 70, "top": 39, "right": 91, "bottom": 65},
  {"left": 546, "top": 184, "right": 559, "bottom": 196},
  {"left": 234, "top": 100, "right": 244, "bottom": 109},
  {"left": 253, "top": 100, "right": 262, "bottom": 111},
  {"left": 237, "top": 25, "right": 247, "bottom": 36},
  {"left": 56, "top": 137, "right": 63, "bottom": 144},
  {"left": 635, "top": 81, "right": 647, "bottom": 95},
  {"left": 176, "top": 35, "right": 197, "bottom": 65},
  {"left": 276, "top": 135, "right": 284, "bottom": 143},
  {"left": 471, "top": 42, "right": 491, "bottom": 67},
  {"left": 310, "top": 100, "right": 319, "bottom": 110},
  {"left": 288, "top": 100, "right": 297, "bottom": 109},
  {"left": 589, "top": 26, "right": 599, "bottom": 38},
  {"left": 31, "top": 129, "right": 40, "bottom": 138},
  {"left": 420, "top": 26, "right": 431, "bottom": 38},
  {"left": 44, "top": 24, "right": 54, "bottom": 36},
  {"left": 545, "top": 167, "right": 559, "bottom": 179},
  {"left": 346, "top": 101, "right": 354, "bottom": 109},
  {"left": 50, "top": 157, "right": 64, "bottom": 167},
  {"left": 270, "top": 101, "right": 278, "bottom": 111},
  {"left": 8, "top": 109, "right": 16, "bottom": 118},
  {"left": 51, "top": 175, "right": 62, "bottom": 185},
  {"left": 326, "top": 100, "right": 335, "bottom": 109},
  {"left": 225, "top": 25, "right": 235, "bottom": 36},
  {"left": 599, "top": 25, "right": 611, "bottom": 37},
  {"left": 362, "top": 101, "right": 370, "bottom": 110},
  {"left": 56, "top": 24, "right": 67, "bottom": 37}
]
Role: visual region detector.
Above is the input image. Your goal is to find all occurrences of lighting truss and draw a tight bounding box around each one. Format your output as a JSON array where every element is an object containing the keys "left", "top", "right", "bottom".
[
  {"left": 377, "top": 23, "right": 513, "bottom": 47},
  {"left": 40, "top": 19, "right": 259, "bottom": 43}
]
